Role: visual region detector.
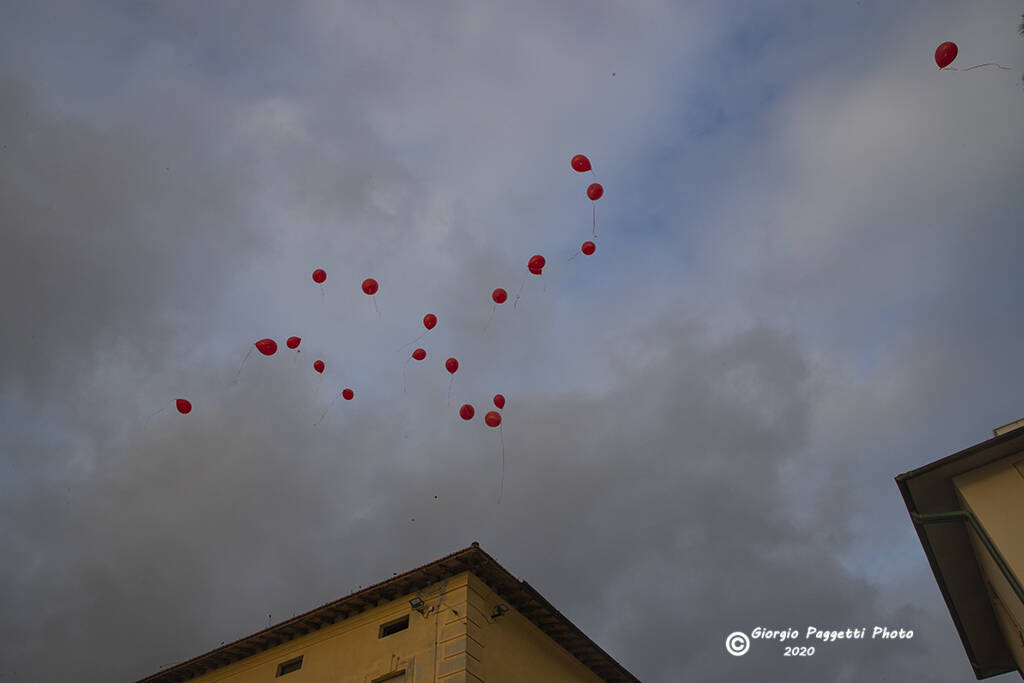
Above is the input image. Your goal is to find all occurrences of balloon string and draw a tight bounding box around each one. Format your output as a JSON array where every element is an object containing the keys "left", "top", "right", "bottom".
[
  {"left": 372, "top": 296, "right": 380, "bottom": 318},
  {"left": 498, "top": 425, "right": 505, "bottom": 505},
  {"left": 142, "top": 406, "right": 166, "bottom": 428},
  {"left": 320, "top": 284, "right": 325, "bottom": 303},
  {"left": 232, "top": 347, "right": 253, "bottom": 385},
  {"left": 447, "top": 376, "right": 454, "bottom": 404},
  {"left": 141, "top": 405, "right": 167, "bottom": 432},
  {"left": 314, "top": 391, "right": 342, "bottom": 426},
  {"left": 943, "top": 63, "right": 1010, "bottom": 71},
  {"left": 397, "top": 329, "right": 428, "bottom": 353},
  {"left": 568, "top": 249, "right": 580, "bottom": 262},
  {"left": 513, "top": 275, "right": 526, "bottom": 309},
  {"left": 592, "top": 205, "right": 596, "bottom": 238}
]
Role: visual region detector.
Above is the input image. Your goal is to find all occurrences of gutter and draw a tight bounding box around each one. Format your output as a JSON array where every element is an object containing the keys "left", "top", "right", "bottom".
[{"left": 910, "top": 510, "right": 1024, "bottom": 609}]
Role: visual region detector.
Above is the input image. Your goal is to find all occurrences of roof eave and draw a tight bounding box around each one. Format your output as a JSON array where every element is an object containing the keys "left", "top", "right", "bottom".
[
  {"left": 136, "top": 543, "right": 639, "bottom": 683},
  {"left": 895, "top": 429, "right": 1024, "bottom": 679}
]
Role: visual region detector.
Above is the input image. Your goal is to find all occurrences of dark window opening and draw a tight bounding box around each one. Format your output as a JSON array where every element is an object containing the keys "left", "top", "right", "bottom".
[
  {"left": 372, "top": 671, "right": 406, "bottom": 682},
  {"left": 378, "top": 615, "right": 410, "bottom": 638},
  {"left": 276, "top": 656, "right": 303, "bottom": 676}
]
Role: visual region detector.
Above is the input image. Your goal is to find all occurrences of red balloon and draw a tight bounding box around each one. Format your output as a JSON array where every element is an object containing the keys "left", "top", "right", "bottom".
[
  {"left": 312, "top": 268, "right": 327, "bottom": 284},
  {"left": 423, "top": 313, "right": 437, "bottom": 330},
  {"left": 342, "top": 388, "right": 354, "bottom": 400},
  {"left": 176, "top": 398, "right": 192, "bottom": 415},
  {"left": 313, "top": 360, "right": 325, "bottom": 374},
  {"left": 459, "top": 404, "right": 475, "bottom": 420},
  {"left": 362, "top": 278, "right": 378, "bottom": 295},
  {"left": 528, "top": 254, "right": 545, "bottom": 274},
  {"left": 445, "top": 357, "right": 459, "bottom": 374},
  {"left": 528, "top": 265, "right": 542, "bottom": 275},
  {"left": 492, "top": 288, "right": 508, "bottom": 304},
  {"left": 484, "top": 411, "right": 501, "bottom": 427},
  {"left": 587, "top": 183, "right": 604, "bottom": 201},
  {"left": 935, "top": 41, "right": 958, "bottom": 69},
  {"left": 493, "top": 394, "right": 505, "bottom": 409},
  {"left": 412, "top": 348, "right": 426, "bottom": 361},
  {"left": 255, "top": 339, "right": 277, "bottom": 356},
  {"left": 286, "top": 336, "right": 301, "bottom": 349},
  {"left": 571, "top": 154, "right": 592, "bottom": 173},
  {"left": 581, "top": 241, "right": 596, "bottom": 255}
]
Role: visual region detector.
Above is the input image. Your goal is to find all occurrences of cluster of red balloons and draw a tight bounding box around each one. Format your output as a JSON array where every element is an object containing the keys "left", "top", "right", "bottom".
[
  {"left": 459, "top": 394, "right": 505, "bottom": 428},
  {"left": 571, "top": 154, "right": 602, "bottom": 255},
  {"left": 572, "top": 154, "right": 602, "bottom": 193},
  {"left": 173, "top": 152, "right": 608, "bottom": 453},
  {"left": 234, "top": 329, "right": 355, "bottom": 407},
  {"left": 310, "top": 267, "right": 377, "bottom": 297},
  {"left": 397, "top": 311, "right": 504, "bottom": 428},
  {"left": 179, "top": 271, "right": 374, "bottom": 415}
]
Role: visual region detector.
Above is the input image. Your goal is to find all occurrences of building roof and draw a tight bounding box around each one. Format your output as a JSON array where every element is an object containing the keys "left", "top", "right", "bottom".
[
  {"left": 895, "top": 425, "right": 1024, "bottom": 680},
  {"left": 137, "top": 542, "right": 640, "bottom": 683}
]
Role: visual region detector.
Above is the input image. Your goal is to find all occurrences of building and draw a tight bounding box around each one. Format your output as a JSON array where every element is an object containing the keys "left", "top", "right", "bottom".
[
  {"left": 896, "top": 418, "right": 1024, "bottom": 679},
  {"left": 137, "top": 543, "right": 639, "bottom": 682}
]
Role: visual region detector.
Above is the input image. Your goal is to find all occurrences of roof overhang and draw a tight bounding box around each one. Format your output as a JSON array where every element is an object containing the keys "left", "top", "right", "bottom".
[
  {"left": 895, "top": 427, "right": 1024, "bottom": 679},
  {"left": 136, "top": 543, "right": 639, "bottom": 682}
]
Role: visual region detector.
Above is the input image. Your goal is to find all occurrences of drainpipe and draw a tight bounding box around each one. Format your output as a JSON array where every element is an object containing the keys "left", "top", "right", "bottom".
[{"left": 911, "top": 510, "right": 1024, "bottom": 607}]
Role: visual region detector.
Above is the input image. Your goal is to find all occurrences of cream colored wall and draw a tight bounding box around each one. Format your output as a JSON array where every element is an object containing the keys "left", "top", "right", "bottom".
[
  {"left": 954, "top": 456, "right": 1024, "bottom": 674},
  {"left": 463, "top": 573, "right": 604, "bottom": 683},
  {"left": 180, "top": 571, "right": 603, "bottom": 682},
  {"left": 187, "top": 574, "right": 470, "bottom": 683}
]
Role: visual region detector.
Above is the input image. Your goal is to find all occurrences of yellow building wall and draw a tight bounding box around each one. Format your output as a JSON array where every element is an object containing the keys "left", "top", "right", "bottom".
[
  {"left": 185, "top": 573, "right": 463, "bottom": 683},
  {"left": 954, "top": 456, "right": 1024, "bottom": 674},
  {"left": 464, "top": 573, "right": 604, "bottom": 683},
  {"left": 182, "top": 571, "right": 602, "bottom": 682}
]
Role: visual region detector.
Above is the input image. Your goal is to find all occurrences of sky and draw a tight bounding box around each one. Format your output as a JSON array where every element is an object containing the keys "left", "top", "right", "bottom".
[{"left": 1, "top": 1, "right": 1023, "bottom": 681}]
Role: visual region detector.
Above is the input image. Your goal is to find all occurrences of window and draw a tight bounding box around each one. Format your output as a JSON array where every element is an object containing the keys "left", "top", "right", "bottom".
[
  {"left": 372, "top": 671, "right": 406, "bottom": 682},
  {"left": 276, "top": 656, "right": 303, "bottom": 677},
  {"left": 378, "top": 615, "right": 409, "bottom": 638}
]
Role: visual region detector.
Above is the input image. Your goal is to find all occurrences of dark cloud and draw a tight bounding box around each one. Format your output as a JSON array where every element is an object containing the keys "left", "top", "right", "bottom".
[
  {"left": 2, "top": 2, "right": 1022, "bottom": 682},
  {"left": 0, "top": 311, "right": 979, "bottom": 681}
]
